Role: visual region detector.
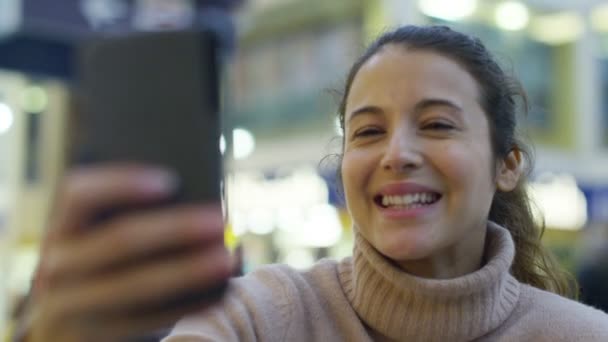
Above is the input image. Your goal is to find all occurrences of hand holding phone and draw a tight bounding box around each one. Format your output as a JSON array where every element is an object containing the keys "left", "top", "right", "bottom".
[
  {"left": 26, "top": 31, "right": 234, "bottom": 341},
  {"left": 29, "top": 165, "right": 234, "bottom": 341}
]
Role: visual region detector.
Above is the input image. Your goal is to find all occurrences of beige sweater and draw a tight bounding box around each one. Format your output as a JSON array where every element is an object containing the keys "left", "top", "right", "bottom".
[{"left": 163, "top": 223, "right": 608, "bottom": 341}]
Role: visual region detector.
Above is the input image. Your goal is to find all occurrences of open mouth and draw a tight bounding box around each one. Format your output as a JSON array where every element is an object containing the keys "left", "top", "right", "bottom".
[{"left": 374, "top": 192, "right": 442, "bottom": 209}]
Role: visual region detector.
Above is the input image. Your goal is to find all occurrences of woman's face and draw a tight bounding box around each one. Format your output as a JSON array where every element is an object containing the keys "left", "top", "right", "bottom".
[{"left": 341, "top": 45, "right": 500, "bottom": 278}]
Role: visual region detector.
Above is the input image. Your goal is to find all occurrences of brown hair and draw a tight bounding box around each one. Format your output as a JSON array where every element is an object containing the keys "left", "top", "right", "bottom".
[{"left": 335, "top": 25, "right": 577, "bottom": 298}]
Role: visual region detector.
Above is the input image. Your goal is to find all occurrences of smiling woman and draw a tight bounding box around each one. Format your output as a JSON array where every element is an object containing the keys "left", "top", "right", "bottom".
[
  {"left": 337, "top": 32, "right": 563, "bottom": 288},
  {"left": 341, "top": 47, "right": 499, "bottom": 278},
  {"left": 164, "top": 26, "right": 608, "bottom": 342},
  {"left": 25, "top": 25, "right": 608, "bottom": 342}
]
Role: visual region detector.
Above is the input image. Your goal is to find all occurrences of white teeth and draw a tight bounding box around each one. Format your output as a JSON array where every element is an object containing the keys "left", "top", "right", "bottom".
[{"left": 381, "top": 192, "right": 438, "bottom": 207}]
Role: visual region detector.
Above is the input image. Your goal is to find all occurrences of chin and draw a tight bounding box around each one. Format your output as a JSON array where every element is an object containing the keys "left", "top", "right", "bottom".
[{"left": 372, "top": 232, "right": 434, "bottom": 262}]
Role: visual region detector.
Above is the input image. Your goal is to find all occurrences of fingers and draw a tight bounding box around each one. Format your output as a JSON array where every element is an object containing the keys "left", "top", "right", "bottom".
[
  {"left": 52, "top": 164, "right": 177, "bottom": 239},
  {"left": 45, "top": 204, "right": 225, "bottom": 288},
  {"left": 33, "top": 243, "right": 232, "bottom": 342},
  {"left": 30, "top": 163, "right": 231, "bottom": 341},
  {"left": 46, "top": 245, "right": 233, "bottom": 322},
  {"left": 36, "top": 164, "right": 178, "bottom": 296}
]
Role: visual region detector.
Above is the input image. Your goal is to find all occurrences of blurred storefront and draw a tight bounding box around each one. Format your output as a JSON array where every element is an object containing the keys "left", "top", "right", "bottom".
[
  {"left": 2, "top": 0, "right": 608, "bottom": 337},
  {"left": 219, "top": 0, "right": 367, "bottom": 269},
  {"left": 0, "top": 71, "right": 68, "bottom": 340}
]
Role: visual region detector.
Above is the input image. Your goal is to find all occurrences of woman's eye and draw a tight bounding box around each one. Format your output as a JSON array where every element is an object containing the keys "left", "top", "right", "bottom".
[
  {"left": 423, "top": 122, "right": 455, "bottom": 130},
  {"left": 354, "top": 128, "right": 383, "bottom": 137}
]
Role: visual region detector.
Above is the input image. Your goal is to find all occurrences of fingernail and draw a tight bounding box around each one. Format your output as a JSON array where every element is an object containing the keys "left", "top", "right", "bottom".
[{"left": 139, "top": 169, "right": 178, "bottom": 193}]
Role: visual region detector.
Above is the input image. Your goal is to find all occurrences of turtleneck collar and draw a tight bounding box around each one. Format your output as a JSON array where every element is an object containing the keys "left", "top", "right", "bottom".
[{"left": 338, "top": 222, "right": 520, "bottom": 341}]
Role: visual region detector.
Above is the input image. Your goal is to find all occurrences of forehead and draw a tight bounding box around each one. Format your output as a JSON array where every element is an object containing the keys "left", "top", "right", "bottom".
[{"left": 346, "top": 45, "right": 481, "bottom": 114}]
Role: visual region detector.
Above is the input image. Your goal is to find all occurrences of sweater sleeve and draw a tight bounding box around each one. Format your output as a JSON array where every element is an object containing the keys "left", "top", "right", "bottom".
[
  {"left": 531, "top": 289, "right": 608, "bottom": 341},
  {"left": 491, "top": 285, "right": 608, "bottom": 341},
  {"left": 161, "top": 265, "right": 293, "bottom": 342}
]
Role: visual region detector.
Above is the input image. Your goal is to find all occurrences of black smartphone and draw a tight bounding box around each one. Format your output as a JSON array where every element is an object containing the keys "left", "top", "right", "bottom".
[
  {"left": 74, "top": 30, "right": 222, "bottom": 204},
  {"left": 73, "top": 30, "right": 228, "bottom": 311}
]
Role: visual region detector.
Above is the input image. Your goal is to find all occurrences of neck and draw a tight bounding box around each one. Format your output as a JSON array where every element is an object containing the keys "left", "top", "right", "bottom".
[
  {"left": 338, "top": 221, "right": 521, "bottom": 341},
  {"left": 394, "top": 224, "right": 487, "bottom": 279}
]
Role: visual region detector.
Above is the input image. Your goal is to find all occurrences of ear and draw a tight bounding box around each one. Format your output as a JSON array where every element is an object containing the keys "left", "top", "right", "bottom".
[{"left": 496, "top": 148, "right": 523, "bottom": 192}]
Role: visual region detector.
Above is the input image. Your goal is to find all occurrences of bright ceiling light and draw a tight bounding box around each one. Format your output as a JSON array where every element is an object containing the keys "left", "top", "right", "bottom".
[
  {"left": 247, "top": 207, "right": 275, "bottom": 235},
  {"left": 418, "top": 0, "right": 478, "bottom": 21},
  {"left": 528, "top": 173, "right": 587, "bottom": 231},
  {"left": 301, "top": 203, "right": 343, "bottom": 247},
  {"left": 0, "top": 102, "right": 14, "bottom": 135},
  {"left": 529, "top": 12, "right": 584, "bottom": 45},
  {"left": 20, "top": 86, "right": 48, "bottom": 113},
  {"left": 274, "top": 203, "right": 344, "bottom": 248},
  {"left": 590, "top": 3, "right": 608, "bottom": 33},
  {"left": 283, "top": 249, "right": 315, "bottom": 270},
  {"left": 495, "top": 1, "right": 529, "bottom": 31},
  {"left": 233, "top": 127, "right": 255, "bottom": 160},
  {"left": 219, "top": 134, "right": 226, "bottom": 155},
  {"left": 0, "top": 0, "right": 22, "bottom": 37}
]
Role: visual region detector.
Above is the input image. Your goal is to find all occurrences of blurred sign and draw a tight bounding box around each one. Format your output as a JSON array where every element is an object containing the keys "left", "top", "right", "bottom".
[
  {"left": 0, "top": 0, "right": 238, "bottom": 79},
  {"left": 80, "top": 0, "right": 130, "bottom": 30},
  {"left": 581, "top": 185, "right": 608, "bottom": 223},
  {"left": 81, "top": 0, "right": 199, "bottom": 32},
  {"left": 133, "top": 0, "right": 196, "bottom": 31},
  {"left": 18, "top": 0, "right": 239, "bottom": 36},
  {"left": 0, "top": 0, "right": 21, "bottom": 37},
  {"left": 20, "top": 0, "right": 195, "bottom": 37},
  {"left": 21, "top": 0, "right": 94, "bottom": 38}
]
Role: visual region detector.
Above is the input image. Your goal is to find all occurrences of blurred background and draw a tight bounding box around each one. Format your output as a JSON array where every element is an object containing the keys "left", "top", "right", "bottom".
[{"left": 1, "top": 0, "right": 608, "bottom": 338}]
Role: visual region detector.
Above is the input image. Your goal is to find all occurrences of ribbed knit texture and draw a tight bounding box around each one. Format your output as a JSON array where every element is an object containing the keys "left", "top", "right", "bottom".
[
  {"left": 339, "top": 222, "right": 519, "bottom": 341},
  {"left": 165, "top": 222, "right": 608, "bottom": 341}
]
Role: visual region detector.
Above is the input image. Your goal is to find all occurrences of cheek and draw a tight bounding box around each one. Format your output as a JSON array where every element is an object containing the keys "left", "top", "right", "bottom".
[
  {"left": 435, "top": 144, "right": 472, "bottom": 182},
  {"left": 341, "top": 150, "right": 375, "bottom": 202},
  {"left": 435, "top": 143, "right": 493, "bottom": 190},
  {"left": 341, "top": 152, "right": 363, "bottom": 194}
]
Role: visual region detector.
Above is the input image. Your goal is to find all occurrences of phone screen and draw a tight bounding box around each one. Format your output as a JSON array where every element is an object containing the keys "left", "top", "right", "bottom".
[{"left": 74, "top": 30, "right": 222, "bottom": 205}]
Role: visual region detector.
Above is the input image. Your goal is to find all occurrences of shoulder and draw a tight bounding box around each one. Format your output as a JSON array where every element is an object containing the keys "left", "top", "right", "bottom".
[
  {"left": 232, "top": 258, "right": 342, "bottom": 296},
  {"left": 218, "top": 261, "right": 326, "bottom": 316},
  {"left": 514, "top": 284, "right": 608, "bottom": 340},
  {"left": 230, "top": 258, "right": 345, "bottom": 311},
  {"left": 164, "top": 260, "right": 345, "bottom": 341}
]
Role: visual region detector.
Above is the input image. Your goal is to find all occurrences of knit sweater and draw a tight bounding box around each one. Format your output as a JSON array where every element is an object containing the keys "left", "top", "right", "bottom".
[{"left": 163, "top": 223, "right": 608, "bottom": 341}]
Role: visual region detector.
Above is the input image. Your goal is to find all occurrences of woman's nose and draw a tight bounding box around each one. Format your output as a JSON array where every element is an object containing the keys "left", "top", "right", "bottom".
[{"left": 380, "top": 131, "right": 422, "bottom": 173}]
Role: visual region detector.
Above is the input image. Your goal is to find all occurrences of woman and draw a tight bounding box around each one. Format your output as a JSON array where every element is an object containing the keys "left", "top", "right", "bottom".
[{"left": 26, "top": 25, "right": 608, "bottom": 341}]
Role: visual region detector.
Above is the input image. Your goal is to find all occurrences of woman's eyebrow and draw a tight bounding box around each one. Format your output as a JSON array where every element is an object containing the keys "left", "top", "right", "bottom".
[
  {"left": 347, "top": 98, "right": 463, "bottom": 124},
  {"left": 413, "top": 98, "right": 463, "bottom": 115},
  {"left": 347, "top": 105, "right": 384, "bottom": 124}
]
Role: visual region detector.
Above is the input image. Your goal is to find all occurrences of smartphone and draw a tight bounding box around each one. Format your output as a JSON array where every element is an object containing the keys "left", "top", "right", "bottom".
[
  {"left": 73, "top": 30, "right": 228, "bottom": 311},
  {"left": 74, "top": 30, "right": 222, "bottom": 204}
]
